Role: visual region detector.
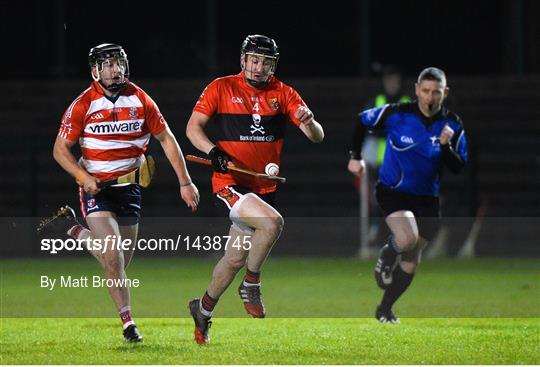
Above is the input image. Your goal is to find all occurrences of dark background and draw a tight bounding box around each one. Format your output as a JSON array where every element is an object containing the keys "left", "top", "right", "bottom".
[
  {"left": 2, "top": 0, "right": 539, "bottom": 79},
  {"left": 1, "top": 0, "right": 539, "bottom": 256}
]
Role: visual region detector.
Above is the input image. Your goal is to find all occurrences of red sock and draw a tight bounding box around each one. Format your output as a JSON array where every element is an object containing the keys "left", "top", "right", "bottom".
[
  {"left": 119, "top": 306, "right": 134, "bottom": 330},
  {"left": 244, "top": 268, "right": 260, "bottom": 285},
  {"left": 201, "top": 291, "right": 218, "bottom": 315}
]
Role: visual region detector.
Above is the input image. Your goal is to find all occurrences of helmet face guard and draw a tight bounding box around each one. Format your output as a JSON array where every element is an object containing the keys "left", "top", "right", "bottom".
[
  {"left": 240, "top": 35, "right": 279, "bottom": 88},
  {"left": 88, "top": 43, "right": 129, "bottom": 93}
]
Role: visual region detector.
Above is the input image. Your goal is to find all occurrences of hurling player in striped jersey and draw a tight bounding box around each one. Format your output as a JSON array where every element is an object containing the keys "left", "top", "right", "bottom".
[
  {"left": 185, "top": 35, "right": 324, "bottom": 344},
  {"left": 38, "top": 43, "right": 199, "bottom": 342}
]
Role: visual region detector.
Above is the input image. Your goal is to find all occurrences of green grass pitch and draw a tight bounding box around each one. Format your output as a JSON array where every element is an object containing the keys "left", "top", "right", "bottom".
[{"left": 1, "top": 257, "right": 539, "bottom": 364}]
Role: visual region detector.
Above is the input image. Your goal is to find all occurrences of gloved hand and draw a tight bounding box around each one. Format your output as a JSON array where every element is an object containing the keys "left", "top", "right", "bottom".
[{"left": 208, "top": 146, "right": 230, "bottom": 173}]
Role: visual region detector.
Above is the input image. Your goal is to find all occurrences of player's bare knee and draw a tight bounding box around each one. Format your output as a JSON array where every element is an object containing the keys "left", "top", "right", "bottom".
[
  {"left": 394, "top": 232, "right": 418, "bottom": 252},
  {"left": 225, "top": 256, "right": 246, "bottom": 271},
  {"left": 261, "top": 215, "right": 284, "bottom": 238},
  {"left": 272, "top": 214, "right": 284, "bottom": 233}
]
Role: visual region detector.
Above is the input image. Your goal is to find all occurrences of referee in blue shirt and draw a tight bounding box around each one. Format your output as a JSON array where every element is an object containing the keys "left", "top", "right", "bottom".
[{"left": 348, "top": 67, "right": 467, "bottom": 323}]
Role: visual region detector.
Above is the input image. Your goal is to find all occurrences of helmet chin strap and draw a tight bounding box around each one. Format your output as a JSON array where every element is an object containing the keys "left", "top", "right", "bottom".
[
  {"left": 92, "top": 62, "right": 127, "bottom": 94},
  {"left": 241, "top": 54, "right": 273, "bottom": 89},
  {"left": 245, "top": 77, "right": 269, "bottom": 89},
  {"left": 100, "top": 80, "right": 126, "bottom": 93}
]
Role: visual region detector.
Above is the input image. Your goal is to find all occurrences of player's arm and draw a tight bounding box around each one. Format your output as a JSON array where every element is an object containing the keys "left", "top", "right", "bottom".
[
  {"left": 186, "top": 111, "right": 214, "bottom": 154},
  {"left": 348, "top": 104, "right": 392, "bottom": 176},
  {"left": 52, "top": 135, "right": 100, "bottom": 195},
  {"left": 347, "top": 114, "right": 368, "bottom": 177},
  {"left": 153, "top": 127, "right": 199, "bottom": 211},
  {"left": 296, "top": 106, "right": 324, "bottom": 143},
  {"left": 186, "top": 110, "right": 230, "bottom": 173},
  {"left": 440, "top": 124, "right": 466, "bottom": 174}
]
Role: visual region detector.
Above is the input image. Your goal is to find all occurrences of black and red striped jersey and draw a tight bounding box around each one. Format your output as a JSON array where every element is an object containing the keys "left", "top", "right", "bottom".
[{"left": 193, "top": 72, "right": 307, "bottom": 194}]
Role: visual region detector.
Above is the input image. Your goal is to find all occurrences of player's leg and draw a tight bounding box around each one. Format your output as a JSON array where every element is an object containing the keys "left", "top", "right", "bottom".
[
  {"left": 86, "top": 213, "right": 128, "bottom": 307},
  {"left": 233, "top": 193, "right": 283, "bottom": 318},
  {"left": 86, "top": 212, "right": 142, "bottom": 342},
  {"left": 207, "top": 224, "right": 250, "bottom": 299},
  {"left": 397, "top": 216, "right": 439, "bottom": 276},
  {"left": 117, "top": 223, "right": 142, "bottom": 342},
  {"left": 399, "top": 237, "right": 428, "bottom": 273},
  {"left": 190, "top": 224, "right": 248, "bottom": 344},
  {"left": 214, "top": 187, "right": 283, "bottom": 316},
  {"left": 240, "top": 194, "right": 284, "bottom": 272},
  {"left": 374, "top": 210, "right": 418, "bottom": 289},
  {"left": 373, "top": 183, "right": 420, "bottom": 288},
  {"left": 109, "top": 185, "right": 143, "bottom": 341},
  {"left": 86, "top": 212, "right": 126, "bottom": 303},
  {"left": 118, "top": 223, "right": 139, "bottom": 269},
  {"left": 198, "top": 194, "right": 281, "bottom": 317},
  {"left": 374, "top": 210, "right": 419, "bottom": 324},
  {"left": 189, "top": 188, "right": 282, "bottom": 344},
  {"left": 376, "top": 234, "right": 429, "bottom": 324},
  {"left": 385, "top": 210, "right": 420, "bottom": 252},
  {"left": 375, "top": 205, "right": 439, "bottom": 324}
]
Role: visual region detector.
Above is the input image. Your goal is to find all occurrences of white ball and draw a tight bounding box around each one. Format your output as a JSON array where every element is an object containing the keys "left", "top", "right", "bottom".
[{"left": 265, "top": 163, "right": 280, "bottom": 176}]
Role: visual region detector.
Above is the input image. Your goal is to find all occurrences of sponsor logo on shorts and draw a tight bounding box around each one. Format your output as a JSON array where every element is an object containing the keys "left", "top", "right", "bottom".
[{"left": 217, "top": 187, "right": 240, "bottom": 208}]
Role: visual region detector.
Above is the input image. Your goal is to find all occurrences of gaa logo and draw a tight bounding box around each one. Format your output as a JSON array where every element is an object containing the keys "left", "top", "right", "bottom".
[
  {"left": 87, "top": 198, "right": 96, "bottom": 208},
  {"left": 400, "top": 136, "right": 414, "bottom": 144}
]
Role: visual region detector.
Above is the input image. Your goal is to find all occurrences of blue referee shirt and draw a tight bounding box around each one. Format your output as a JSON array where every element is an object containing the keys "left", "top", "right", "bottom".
[{"left": 360, "top": 102, "right": 467, "bottom": 196}]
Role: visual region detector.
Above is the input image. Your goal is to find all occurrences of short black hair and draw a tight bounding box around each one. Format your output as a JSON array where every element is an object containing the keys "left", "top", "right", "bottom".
[{"left": 417, "top": 67, "right": 446, "bottom": 84}]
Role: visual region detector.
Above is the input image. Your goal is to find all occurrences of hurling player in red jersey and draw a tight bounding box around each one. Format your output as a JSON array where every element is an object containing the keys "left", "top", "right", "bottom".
[
  {"left": 38, "top": 44, "right": 199, "bottom": 342},
  {"left": 186, "top": 35, "right": 324, "bottom": 344}
]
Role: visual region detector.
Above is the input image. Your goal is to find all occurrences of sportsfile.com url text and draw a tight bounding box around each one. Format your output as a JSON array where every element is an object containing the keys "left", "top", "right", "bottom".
[{"left": 40, "top": 235, "right": 252, "bottom": 254}]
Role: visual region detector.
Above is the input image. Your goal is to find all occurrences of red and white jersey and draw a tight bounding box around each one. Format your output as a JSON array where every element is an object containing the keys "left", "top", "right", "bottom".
[
  {"left": 193, "top": 72, "right": 306, "bottom": 194},
  {"left": 58, "top": 81, "right": 167, "bottom": 181}
]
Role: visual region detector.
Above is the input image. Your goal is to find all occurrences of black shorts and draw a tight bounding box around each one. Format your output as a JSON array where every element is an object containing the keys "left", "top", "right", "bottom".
[
  {"left": 375, "top": 183, "right": 440, "bottom": 240},
  {"left": 375, "top": 183, "right": 440, "bottom": 218},
  {"left": 214, "top": 186, "right": 276, "bottom": 216},
  {"left": 79, "top": 184, "right": 142, "bottom": 226}
]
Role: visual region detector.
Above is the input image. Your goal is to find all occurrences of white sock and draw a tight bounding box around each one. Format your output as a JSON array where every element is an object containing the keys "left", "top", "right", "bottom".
[
  {"left": 243, "top": 281, "right": 260, "bottom": 287},
  {"left": 199, "top": 303, "right": 213, "bottom": 318},
  {"left": 67, "top": 224, "right": 91, "bottom": 240}
]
